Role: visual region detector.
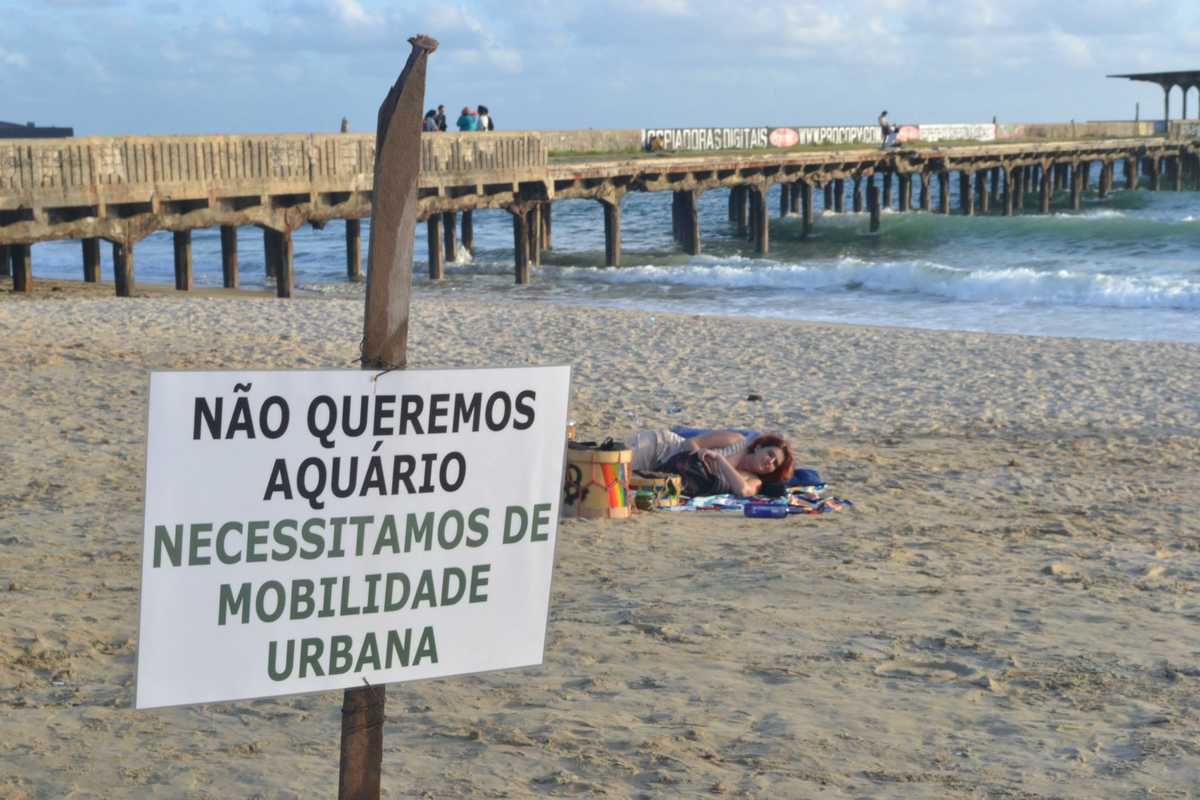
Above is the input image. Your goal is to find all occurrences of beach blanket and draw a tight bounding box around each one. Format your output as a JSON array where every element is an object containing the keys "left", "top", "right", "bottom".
[{"left": 664, "top": 492, "right": 852, "bottom": 515}]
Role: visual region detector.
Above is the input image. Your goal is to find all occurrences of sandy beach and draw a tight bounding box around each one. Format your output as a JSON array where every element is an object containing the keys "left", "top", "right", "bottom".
[{"left": 1, "top": 285, "right": 1198, "bottom": 798}]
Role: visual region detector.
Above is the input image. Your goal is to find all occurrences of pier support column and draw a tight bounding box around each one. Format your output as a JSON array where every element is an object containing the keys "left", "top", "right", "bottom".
[
  {"left": 442, "top": 211, "right": 457, "bottom": 263},
  {"left": 778, "top": 183, "right": 791, "bottom": 217},
  {"left": 868, "top": 185, "right": 881, "bottom": 233},
  {"left": 989, "top": 168, "right": 1000, "bottom": 208},
  {"left": 822, "top": 182, "right": 833, "bottom": 212},
  {"left": 112, "top": 241, "right": 134, "bottom": 297},
  {"left": 676, "top": 190, "right": 701, "bottom": 256},
  {"left": 1015, "top": 168, "right": 1027, "bottom": 214},
  {"left": 899, "top": 173, "right": 911, "bottom": 212},
  {"left": 82, "top": 238, "right": 100, "bottom": 283},
  {"left": 1098, "top": 161, "right": 1111, "bottom": 199},
  {"left": 800, "top": 181, "right": 813, "bottom": 238},
  {"left": 750, "top": 185, "right": 769, "bottom": 255},
  {"left": 1149, "top": 157, "right": 1161, "bottom": 191},
  {"left": 734, "top": 186, "right": 749, "bottom": 237},
  {"left": 852, "top": 176, "right": 863, "bottom": 213},
  {"left": 882, "top": 171, "right": 893, "bottom": 209},
  {"left": 833, "top": 179, "right": 845, "bottom": 213},
  {"left": 426, "top": 215, "right": 444, "bottom": 280},
  {"left": 274, "top": 230, "right": 293, "bottom": 298},
  {"left": 1040, "top": 165, "right": 1052, "bottom": 213},
  {"left": 937, "top": 172, "right": 950, "bottom": 214},
  {"left": 541, "top": 203, "right": 552, "bottom": 250},
  {"left": 1003, "top": 168, "right": 1015, "bottom": 216},
  {"left": 601, "top": 198, "right": 621, "bottom": 268},
  {"left": 526, "top": 205, "right": 542, "bottom": 267},
  {"left": 262, "top": 228, "right": 277, "bottom": 279},
  {"left": 460, "top": 210, "right": 474, "bottom": 255},
  {"left": 976, "top": 172, "right": 989, "bottom": 213},
  {"left": 343, "top": 220, "right": 360, "bottom": 283},
  {"left": 1170, "top": 156, "right": 1183, "bottom": 191},
  {"left": 1125, "top": 158, "right": 1137, "bottom": 190},
  {"left": 512, "top": 208, "right": 531, "bottom": 282},
  {"left": 790, "top": 181, "right": 802, "bottom": 214},
  {"left": 173, "top": 230, "right": 193, "bottom": 291},
  {"left": 1070, "top": 164, "right": 1083, "bottom": 210},
  {"left": 11, "top": 244, "right": 31, "bottom": 293},
  {"left": 0, "top": 245, "right": 10, "bottom": 278},
  {"left": 919, "top": 173, "right": 931, "bottom": 211},
  {"left": 959, "top": 172, "right": 973, "bottom": 215},
  {"left": 220, "top": 226, "right": 240, "bottom": 288}
]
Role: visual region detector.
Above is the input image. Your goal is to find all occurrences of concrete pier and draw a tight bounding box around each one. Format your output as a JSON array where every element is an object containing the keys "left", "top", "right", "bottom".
[{"left": 1, "top": 132, "right": 1196, "bottom": 292}]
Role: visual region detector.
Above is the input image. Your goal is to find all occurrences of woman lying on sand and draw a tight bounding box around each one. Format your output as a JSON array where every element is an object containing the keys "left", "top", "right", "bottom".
[{"left": 627, "top": 429, "right": 795, "bottom": 498}]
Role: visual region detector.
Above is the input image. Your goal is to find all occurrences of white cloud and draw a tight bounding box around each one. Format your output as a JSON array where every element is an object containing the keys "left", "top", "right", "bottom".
[
  {"left": 331, "top": 0, "right": 381, "bottom": 27},
  {"left": 1050, "top": 30, "right": 1093, "bottom": 69},
  {"left": 0, "top": 47, "right": 29, "bottom": 69}
]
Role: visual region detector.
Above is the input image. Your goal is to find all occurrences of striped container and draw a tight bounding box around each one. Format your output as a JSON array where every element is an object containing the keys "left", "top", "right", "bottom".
[{"left": 561, "top": 443, "right": 633, "bottom": 519}]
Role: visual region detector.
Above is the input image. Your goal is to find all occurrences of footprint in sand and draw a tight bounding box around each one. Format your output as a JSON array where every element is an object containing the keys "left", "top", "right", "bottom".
[{"left": 873, "top": 659, "right": 976, "bottom": 682}]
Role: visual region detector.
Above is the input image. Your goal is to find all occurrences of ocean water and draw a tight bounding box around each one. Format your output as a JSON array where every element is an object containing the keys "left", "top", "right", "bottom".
[{"left": 22, "top": 169, "right": 1200, "bottom": 343}]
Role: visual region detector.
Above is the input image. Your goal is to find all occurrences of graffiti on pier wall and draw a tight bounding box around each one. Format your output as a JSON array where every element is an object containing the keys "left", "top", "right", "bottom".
[
  {"left": 917, "top": 123, "right": 996, "bottom": 142},
  {"left": 642, "top": 125, "right": 885, "bottom": 151},
  {"left": 792, "top": 125, "right": 881, "bottom": 146},
  {"left": 642, "top": 127, "right": 769, "bottom": 152}
]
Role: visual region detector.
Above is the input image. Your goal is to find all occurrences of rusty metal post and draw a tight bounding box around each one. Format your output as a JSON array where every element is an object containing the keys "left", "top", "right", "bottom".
[
  {"left": 0, "top": 245, "right": 10, "bottom": 279},
  {"left": 778, "top": 183, "right": 790, "bottom": 218},
  {"left": 852, "top": 175, "right": 863, "bottom": 213},
  {"left": 868, "top": 184, "right": 880, "bottom": 232},
  {"left": 882, "top": 171, "right": 893, "bottom": 209},
  {"left": 919, "top": 172, "right": 931, "bottom": 211},
  {"left": 1040, "top": 165, "right": 1052, "bottom": 213},
  {"left": 349, "top": 34, "right": 436, "bottom": 800},
  {"left": 937, "top": 172, "right": 950, "bottom": 214}
]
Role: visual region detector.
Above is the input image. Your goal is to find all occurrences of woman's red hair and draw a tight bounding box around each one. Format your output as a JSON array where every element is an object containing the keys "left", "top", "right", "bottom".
[{"left": 747, "top": 434, "right": 794, "bottom": 484}]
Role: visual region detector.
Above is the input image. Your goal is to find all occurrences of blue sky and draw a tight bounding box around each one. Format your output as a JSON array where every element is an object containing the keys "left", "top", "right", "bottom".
[{"left": 3, "top": 0, "right": 1198, "bottom": 136}]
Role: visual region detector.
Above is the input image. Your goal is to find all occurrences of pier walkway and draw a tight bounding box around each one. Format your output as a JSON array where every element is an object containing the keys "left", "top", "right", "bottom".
[{"left": 1, "top": 130, "right": 1197, "bottom": 295}]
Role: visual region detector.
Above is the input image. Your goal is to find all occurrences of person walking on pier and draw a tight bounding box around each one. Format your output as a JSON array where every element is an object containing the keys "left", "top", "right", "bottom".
[
  {"left": 476, "top": 105, "right": 493, "bottom": 131},
  {"left": 422, "top": 109, "right": 438, "bottom": 132},
  {"left": 434, "top": 105, "right": 448, "bottom": 132},
  {"left": 879, "top": 110, "right": 897, "bottom": 149}
]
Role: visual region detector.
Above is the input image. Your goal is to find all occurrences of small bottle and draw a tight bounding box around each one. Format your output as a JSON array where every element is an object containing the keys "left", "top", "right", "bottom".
[{"left": 743, "top": 504, "right": 788, "bottom": 519}]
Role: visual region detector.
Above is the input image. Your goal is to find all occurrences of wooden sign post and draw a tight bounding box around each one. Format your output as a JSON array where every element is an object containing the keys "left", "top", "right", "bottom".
[{"left": 342, "top": 34, "right": 437, "bottom": 800}]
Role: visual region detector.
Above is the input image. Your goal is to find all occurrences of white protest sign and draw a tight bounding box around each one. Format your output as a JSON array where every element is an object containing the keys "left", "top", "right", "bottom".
[{"left": 136, "top": 366, "right": 570, "bottom": 709}]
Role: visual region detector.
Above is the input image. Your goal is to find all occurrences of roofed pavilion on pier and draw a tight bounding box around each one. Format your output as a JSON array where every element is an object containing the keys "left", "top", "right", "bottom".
[{"left": 1108, "top": 70, "right": 1200, "bottom": 122}]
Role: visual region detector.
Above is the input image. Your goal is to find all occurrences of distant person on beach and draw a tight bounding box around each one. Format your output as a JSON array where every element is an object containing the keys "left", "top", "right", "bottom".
[
  {"left": 422, "top": 110, "right": 438, "bottom": 132},
  {"left": 434, "top": 105, "right": 448, "bottom": 132},
  {"left": 626, "top": 429, "right": 794, "bottom": 497},
  {"left": 456, "top": 106, "right": 478, "bottom": 131},
  {"left": 476, "top": 105, "right": 494, "bottom": 131}
]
